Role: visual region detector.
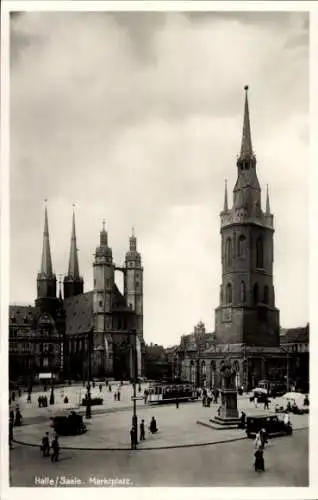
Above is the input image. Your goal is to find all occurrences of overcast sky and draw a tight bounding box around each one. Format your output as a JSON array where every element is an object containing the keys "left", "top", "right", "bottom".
[{"left": 10, "top": 11, "right": 309, "bottom": 347}]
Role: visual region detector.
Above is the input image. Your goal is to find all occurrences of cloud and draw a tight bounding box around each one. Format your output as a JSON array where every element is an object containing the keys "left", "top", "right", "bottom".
[{"left": 9, "top": 11, "right": 309, "bottom": 345}]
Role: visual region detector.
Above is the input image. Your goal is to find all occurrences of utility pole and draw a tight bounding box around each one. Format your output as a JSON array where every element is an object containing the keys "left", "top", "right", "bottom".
[
  {"left": 131, "top": 329, "right": 138, "bottom": 432},
  {"left": 86, "top": 330, "right": 92, "bottom": 419}
]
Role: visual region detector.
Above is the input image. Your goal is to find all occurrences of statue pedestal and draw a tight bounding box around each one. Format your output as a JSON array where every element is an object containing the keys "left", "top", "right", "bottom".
[{"left": 210, "top": 389, "right": 241, "bottom": 428}]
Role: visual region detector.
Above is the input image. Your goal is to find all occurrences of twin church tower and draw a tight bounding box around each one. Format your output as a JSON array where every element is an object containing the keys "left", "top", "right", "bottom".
[{"left": 35, "top": 206, "right": 144, "bottom": 379}]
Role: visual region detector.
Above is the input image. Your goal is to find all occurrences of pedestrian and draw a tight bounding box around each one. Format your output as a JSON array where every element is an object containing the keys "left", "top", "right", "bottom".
[
  {"left": 41, "top": 432, "right": 50, "bottom": 457},
  {"left": 15, "top": 407, "right": 22, "bottom": 426},
  {"left": 176, "top": 400, "right": 179, "bottom": 409},
  {"left": 12, "top": 391, "right": 16, "bottom": 402},
  {"left": 130, "top": 426, "right": 137, "bottom": 450},
  {"left": 254, "top": 447, "right": 265, "bottom": 472},
  {"left": 117, "top": 391, "right": 121, "bottom": 401},
  {"left": 38, "top": 396, "right": 42, "bottom": 408},
  {"left": 140, "top": 419, "right": 145, "bottom": 441},
  {"left": 138, "top": 384, "right": 141, "bottom": 392},
  {"left": 264, "top": 395, "right": 269, "bottom": 410},
  {"left": 253, "top": 395, "right": 258, "bottom": 408},
  {"left": 99, "top": 384, "right": 103, "bottom": 392},
  {"left": 9, "top": 420, "right": 13, "bottom": 449},
  {"left": 109, "top": 384, "right": 112, "bottom": 392},
  {"left": 114, "top": 392, "right": 117, "bottom": 401},
  {"left": 51, "top": 435, "right": 60, "bottom": 462},
  {"left": 27, "top": 392, "right": 31, "bottom": 404},
  {"left": 18, "top": 388, "right": 22, "bottom": 398},
  {"left": 284, "top": 413, "right": 290, "bottom": 426},
  {"left": 149, "top": 416, "right": 158, "bottom": 434}
]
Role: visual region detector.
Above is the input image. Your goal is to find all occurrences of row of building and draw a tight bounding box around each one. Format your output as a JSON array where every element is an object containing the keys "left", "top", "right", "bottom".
[{"left": 9, "top": 86, "right": 309, "bottom": 391}]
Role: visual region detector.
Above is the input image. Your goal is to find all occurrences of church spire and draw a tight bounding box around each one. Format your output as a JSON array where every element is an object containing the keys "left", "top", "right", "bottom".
[
  {"left": 67, "top": 207, "right": 80, "bottom": 278},
  {"left": 223, "top": 179, "right": 228, "bottom": 211},
  {"left": 266, "top": 184, "right": 271, "bottom": 214},
  {"left": 129, "top": 226, "right": 137, "bottom": 252},
  {"left": 239, "top": 85, "right": 253, "bottom": 160},
  {"left": 40, "top": 201, "right": 53, "bottom": 276}
]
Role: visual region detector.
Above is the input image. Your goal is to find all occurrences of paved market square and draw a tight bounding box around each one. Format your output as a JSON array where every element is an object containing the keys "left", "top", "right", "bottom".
[{"left": 9, "top": 382, "right": 309, "bottom": 487}]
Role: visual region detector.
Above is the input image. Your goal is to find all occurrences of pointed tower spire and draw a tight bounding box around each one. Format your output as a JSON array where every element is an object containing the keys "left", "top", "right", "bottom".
[
  {"left": 239, "top": 85, "right": 254, "bottom": 160},
  {"left": 223, "top": 179, "right": 228, "bottom": 211},
  {"left": 266, "top": 184, "right": 271, "bottom": 214},
  {"left": 40, "top": 200, "right": 53, "bottom": 276},
  {"left": 100, "top": 219, "right": 108, "bottom": 246},
  {"left": 67, "top": 207, "right": 80, "bottom": 278},
  {"left": 130, "top": 226, "right": 137, "bottom": 252}
]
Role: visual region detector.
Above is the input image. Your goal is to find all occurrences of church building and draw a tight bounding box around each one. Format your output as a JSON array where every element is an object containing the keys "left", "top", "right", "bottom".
[
  {"left": 176, "top": 87, "right": 309, "bottom": 392},
  {"left": 9, "top": 208, "right": 145, "bottom": 384}
]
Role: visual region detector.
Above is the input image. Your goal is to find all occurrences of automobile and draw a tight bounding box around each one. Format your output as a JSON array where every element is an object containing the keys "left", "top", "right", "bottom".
[
  {"left": 245, "top": 413, "right": 293, "bottom": 438},
  {"left": 51, "top": 412, "right": 87, "bottom": 436}
]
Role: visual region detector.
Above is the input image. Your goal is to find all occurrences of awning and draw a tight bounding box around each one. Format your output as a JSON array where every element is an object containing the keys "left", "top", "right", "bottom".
[{"left": 38, "top": 373, "right": 55, "bottom": 379}]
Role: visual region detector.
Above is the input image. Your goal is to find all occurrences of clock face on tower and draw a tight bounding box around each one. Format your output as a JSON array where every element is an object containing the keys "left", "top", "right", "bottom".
[{"left": 222, "top": 307, "right": 232, "bottom": 323}]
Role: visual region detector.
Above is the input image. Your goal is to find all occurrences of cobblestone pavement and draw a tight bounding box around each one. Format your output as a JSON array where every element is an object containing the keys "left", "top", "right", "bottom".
[
  {"left": 12, "top": 389, "right": 308, "bottom": 450},
  {"left": 9, "top": 428, "right": 308, "bottom": 487}
]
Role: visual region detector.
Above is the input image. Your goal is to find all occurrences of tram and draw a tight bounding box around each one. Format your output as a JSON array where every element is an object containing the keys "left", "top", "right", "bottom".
[{"left": 147, "top": 382, "right": 198, "bottom": 404}]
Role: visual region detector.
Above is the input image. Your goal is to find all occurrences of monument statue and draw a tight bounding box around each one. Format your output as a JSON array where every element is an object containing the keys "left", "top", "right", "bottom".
[{"left": 220, "top": 359, "right": 236, "bottom": 389}]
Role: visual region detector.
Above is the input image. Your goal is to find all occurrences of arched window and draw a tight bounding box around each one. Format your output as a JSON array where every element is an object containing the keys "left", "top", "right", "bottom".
[
  {"left": 226, "top": 283, "right": 232, "bottom": 304},
  {"left": 240, "top": 281, "right": 246, "bottom": 303},
  {"left": 201, "top": 361, "right": 206, "bottom": 375},
  {"left": 256, "top": 238, "right": 263, "bottom": 268},
  {"left": 238, "top": 235, "right": 246, "bottom": 258},
  {"left": 226, "top": 238, "right": 232, "bottom": 266},
  {"left": 253, "top": 283, "right": 259, "bottom": 305},
  {"left": 263, "top": 285, "right": 269, "bottom": 305}
]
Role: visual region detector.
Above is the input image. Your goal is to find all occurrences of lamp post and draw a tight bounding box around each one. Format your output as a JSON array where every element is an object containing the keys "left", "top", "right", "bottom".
[
  {"left": 49, "top": 372, "right": 55, "bottom": 405},
  {"left": 131, "top": 329, "right": 138, "bottom": 431},
  {"left": 86, "top": 330, "right": 92, "bottom": 419}
]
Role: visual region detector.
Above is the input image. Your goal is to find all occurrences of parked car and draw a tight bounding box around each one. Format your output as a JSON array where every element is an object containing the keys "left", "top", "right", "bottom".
[{"left": 245, "top": 413, "right": 292, "bottom": 438}]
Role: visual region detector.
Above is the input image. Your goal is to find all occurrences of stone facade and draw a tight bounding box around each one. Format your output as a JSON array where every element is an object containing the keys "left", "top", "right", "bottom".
[{"left": 9, "top": 208, "right": 145, "bottom": 384}]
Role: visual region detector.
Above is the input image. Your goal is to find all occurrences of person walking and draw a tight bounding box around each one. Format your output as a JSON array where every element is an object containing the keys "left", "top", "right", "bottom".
[
  {"left": 27, "top": 392, "right": 31, "bottom": 404},
  {"left": 41, "top": 432, "right": 50, "bottom": 457},
  {"left": 264, "top": 395, "right": 269, "bottom": 410},
  {"left": 99, "top": 384, "right": 103, "bottom": 393},
  {"left": 51, "top": 435, "right": 60, "bottom": 462},
  {"left": 130, "top": 426, "right": 137, "bottom": 450},
  {"left": 140, "top": 419, "right": 145, "bottom": 441},
  {"left": 149, "top": 416, "right": 158, "bottom": 434},
  {"left": 176, "top": 400, "right": 179, "bottom": 409},
  {"left": 117, "top": 390, "right": 121, "bottom": 401},
  {"left": 15, "top": 407, "right": 22, "bottom": 426},
  {"left": 114, "top": 392, "right": 117, "bottom": 401}
]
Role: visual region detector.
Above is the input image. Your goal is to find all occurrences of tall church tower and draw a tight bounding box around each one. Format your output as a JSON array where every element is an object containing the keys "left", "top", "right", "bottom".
[
  {"left": 36, "top": 204, "right": 59, "bottom": 314},
  {"left": 63, "top": 209, "right": 84, "bottom": 298},
  {"left": 124, "top": 228, "right": 143, "bottom": 337},
  {"left": 215, "top": 86, "right": 280, "bottom": 347},
  {"left": 92, "top": 222, "right": 114, "bottom": 374}
]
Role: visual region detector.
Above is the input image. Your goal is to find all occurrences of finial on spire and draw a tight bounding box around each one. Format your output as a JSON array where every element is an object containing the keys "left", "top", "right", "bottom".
[
  {"left": 266, "top": 184, "right": 270, "bottom": 214},
  {"left": 102, "top": 219, "right": 106, "bottom": 231},
  {"left": 223, "top": 179, "right": 228, "bottom": 211},
  {"left": 239, "top": 85, "right": 253, "bottom": 160},
  {"left": 132, "top": 226, "right": 135, "bottom": 237}
]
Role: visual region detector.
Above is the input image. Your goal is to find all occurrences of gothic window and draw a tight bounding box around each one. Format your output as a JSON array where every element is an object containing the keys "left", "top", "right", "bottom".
[
  {"left": 240, "top": 281, "right": 246, "bottom": 303},
  {"left": 238, "top": 235, "right": 246, "bottom": 257},
  {"left": 201, "top": 361, "right": 206, "bottom": 375},
  {"left": 226, "top": 238, "right": 232, "bottom": 266},
  {"left": 256, "top": 237, "right": 264, "bottom": 268},
  {"left": 226, "top": 283, "right": 232, "bottom": 304},
  {"left": 263, "top": 285, "right": 269, "bottom": 305},
  {"left": 253, "top": 283, "right": 259, "bottom": 305}
]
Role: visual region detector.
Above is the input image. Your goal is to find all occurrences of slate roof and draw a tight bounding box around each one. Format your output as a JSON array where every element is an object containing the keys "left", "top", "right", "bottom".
[
  {"left": 280, "top": 325, "right": 309, "bottom": 345},
  {"left": 64, "top": 291, "right": 94, "bottom": 336},
  {"left": 202, "top": 343, "right": 285, "bottom": 356},
  {"left": 9, "top": 305, "right": 40, "bottom": 327}
]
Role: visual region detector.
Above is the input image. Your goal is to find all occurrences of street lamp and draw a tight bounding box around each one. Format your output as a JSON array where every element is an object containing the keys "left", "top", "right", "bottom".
[
  {"left": 86, "top": 329, "right": 92, "bottom": 419},
  {"left": 131, "top": 329, "right": 138, "bottom": 432},
  {"left": 49, "top": 372, "right": 55, "bottom": 405}
]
